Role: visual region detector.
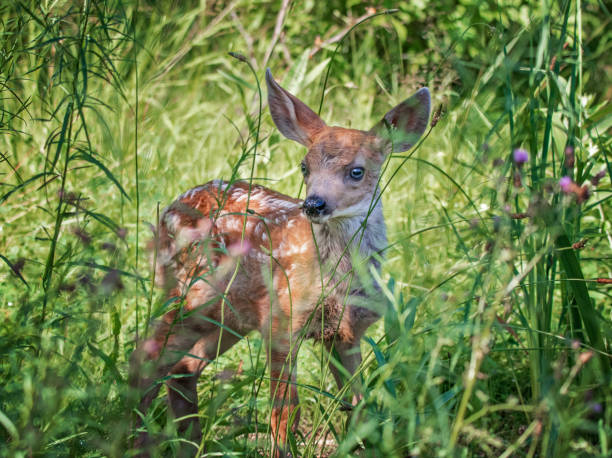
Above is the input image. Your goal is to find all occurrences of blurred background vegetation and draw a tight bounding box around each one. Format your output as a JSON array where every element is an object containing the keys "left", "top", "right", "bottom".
[{"left": 0, "top": 0, "right": 610, "bottom": 456}]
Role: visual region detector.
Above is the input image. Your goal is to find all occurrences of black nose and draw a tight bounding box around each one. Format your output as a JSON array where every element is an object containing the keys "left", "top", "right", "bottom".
[{"left": 303, "top": 196, "right": 326, "bottom": 217}]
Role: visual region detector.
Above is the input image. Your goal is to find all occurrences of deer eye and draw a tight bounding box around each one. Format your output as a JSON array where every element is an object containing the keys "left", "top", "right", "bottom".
[
  {"left": 349, "top": 167, "right": 365, "bottom": 180},
  {"left": 300, "top": 162, "right": 309, "bottom": 176}
]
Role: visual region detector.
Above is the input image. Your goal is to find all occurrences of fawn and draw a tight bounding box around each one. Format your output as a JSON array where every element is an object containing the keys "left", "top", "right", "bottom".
[{"left": 130, "top": 69, "right": 430, "bottom": 455}]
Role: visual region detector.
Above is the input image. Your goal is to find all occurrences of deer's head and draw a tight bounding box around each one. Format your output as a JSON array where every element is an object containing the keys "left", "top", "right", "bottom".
[{"left": 266, "top": 69, "right": 430, "bottom": 224}]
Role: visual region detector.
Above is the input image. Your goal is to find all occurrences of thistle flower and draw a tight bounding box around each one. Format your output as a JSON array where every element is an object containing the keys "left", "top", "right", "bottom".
[
  {"left": 560, "top": 176, "right": 590, "bottom": 203},
  {"left": 513, "top": 148, "right": 529, "bottom": 166},
  {"left": 591, "top": 169, "right": 606, "bottom": 186},
  {"left": 559, "top": 176, "right": 572, "bottom": 192},
  {"left": 72, "top": 227, "right": 92, "bottom": 246},
  {"left": 590, "top": 403, "right": 603, "bottom": 414}
]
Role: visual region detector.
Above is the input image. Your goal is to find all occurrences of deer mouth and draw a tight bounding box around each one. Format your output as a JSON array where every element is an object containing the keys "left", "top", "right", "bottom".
[{"left": 305, "top": 213, "right": 331, "bottom": 224}]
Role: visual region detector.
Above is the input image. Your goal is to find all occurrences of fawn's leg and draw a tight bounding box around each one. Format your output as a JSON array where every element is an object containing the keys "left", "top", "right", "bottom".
[
  {"left": 129, "top": 317, "right": 207, "bottom": 454},
  {"left": 267, "top": 334, "right": 300, "bottom": 457},
  {"left": 129, "top": 280, "right": 229, "bottom": 454},
  {"left": 167, "top": 328, "right": 241, "bottom": 443}
]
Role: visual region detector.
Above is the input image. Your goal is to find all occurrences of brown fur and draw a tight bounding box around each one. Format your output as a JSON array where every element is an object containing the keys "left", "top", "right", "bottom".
[{"left": 130, "top": 69, "right": 430, "bottom": 457}]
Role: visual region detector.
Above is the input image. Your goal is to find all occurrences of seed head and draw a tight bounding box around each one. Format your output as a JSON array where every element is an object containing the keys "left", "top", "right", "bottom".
[
  {"left": 564, "top": 146, "right": 575, "bottom": 168},
  {"left": 228, "top": 52, "right": 248, "bottom": 63}
]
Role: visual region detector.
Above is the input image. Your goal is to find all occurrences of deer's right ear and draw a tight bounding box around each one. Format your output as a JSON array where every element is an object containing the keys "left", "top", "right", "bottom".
[{"left": 266, "top": 68, "right": 326, "bottom": 147}]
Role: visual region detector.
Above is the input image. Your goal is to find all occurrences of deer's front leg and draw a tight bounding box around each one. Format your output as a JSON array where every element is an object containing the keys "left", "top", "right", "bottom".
[{"left": 267, "top": 336, "right": 300, "bottom": 456}]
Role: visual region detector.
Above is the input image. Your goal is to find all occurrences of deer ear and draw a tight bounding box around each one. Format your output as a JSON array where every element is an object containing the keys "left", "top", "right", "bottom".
[
  {"left": 369, "top": 87, "right": 431, "bottom": 153},
  {"left": 266, "top": 68, "right": 326, "bottom": 147}
]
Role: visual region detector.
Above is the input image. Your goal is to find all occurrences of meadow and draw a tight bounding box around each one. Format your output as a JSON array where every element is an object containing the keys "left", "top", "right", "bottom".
[{"left": 1, "top": 0, "right": 611, "bottom": 456}]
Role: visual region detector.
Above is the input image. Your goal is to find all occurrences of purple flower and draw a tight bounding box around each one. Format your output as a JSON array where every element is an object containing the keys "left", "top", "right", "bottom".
[
  {"left": 559, "top": 176, "right": 572, "bottom": 192},
  {"left": 590, "top": 403, "right": 603, "bottom": 414},
  {"left": 513, "top": 148, "right": 529, "bottom": 165}
]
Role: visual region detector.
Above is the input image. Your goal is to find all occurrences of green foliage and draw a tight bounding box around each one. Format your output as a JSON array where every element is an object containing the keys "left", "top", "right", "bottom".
[{"left": 1, "top": 0, "right": 611, "bottom": 456}]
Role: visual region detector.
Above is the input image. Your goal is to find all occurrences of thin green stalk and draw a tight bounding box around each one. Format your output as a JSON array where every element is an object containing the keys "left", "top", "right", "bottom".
[{"left": 132, "top": 0, "right": 140, "bottom": 341}]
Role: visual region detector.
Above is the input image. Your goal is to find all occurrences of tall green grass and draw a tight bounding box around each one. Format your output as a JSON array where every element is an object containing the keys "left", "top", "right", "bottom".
[{"left": 1, "top": 1, "right": 610, "bottom": 456}]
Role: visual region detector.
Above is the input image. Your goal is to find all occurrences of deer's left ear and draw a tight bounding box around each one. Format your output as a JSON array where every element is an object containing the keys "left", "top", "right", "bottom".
[{"left": 369, "top": 87, "right": 431, "bottom": 153}]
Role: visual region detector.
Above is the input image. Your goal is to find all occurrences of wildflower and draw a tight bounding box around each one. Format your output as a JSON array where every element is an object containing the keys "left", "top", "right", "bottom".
[
  {"left": 513, "top": 148, "right": 529, "bottom": 166},
  {"left": 591, "top": 169, "right": 606, "bottom": 186},
  {"left": 560, "top": 176, "right": 590, "bottom": 203},
  {"left": 73, "top": 227, "right": 92, "bottom": 246},
  {"left": 559, "top": 176, "right": 572, "bottom": 192},
  {"left": 116, "top": 227, "right": 128, "bottom": 239},
  {"left": 590, "top": 403, "right": 603, "bottom": 414}
]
